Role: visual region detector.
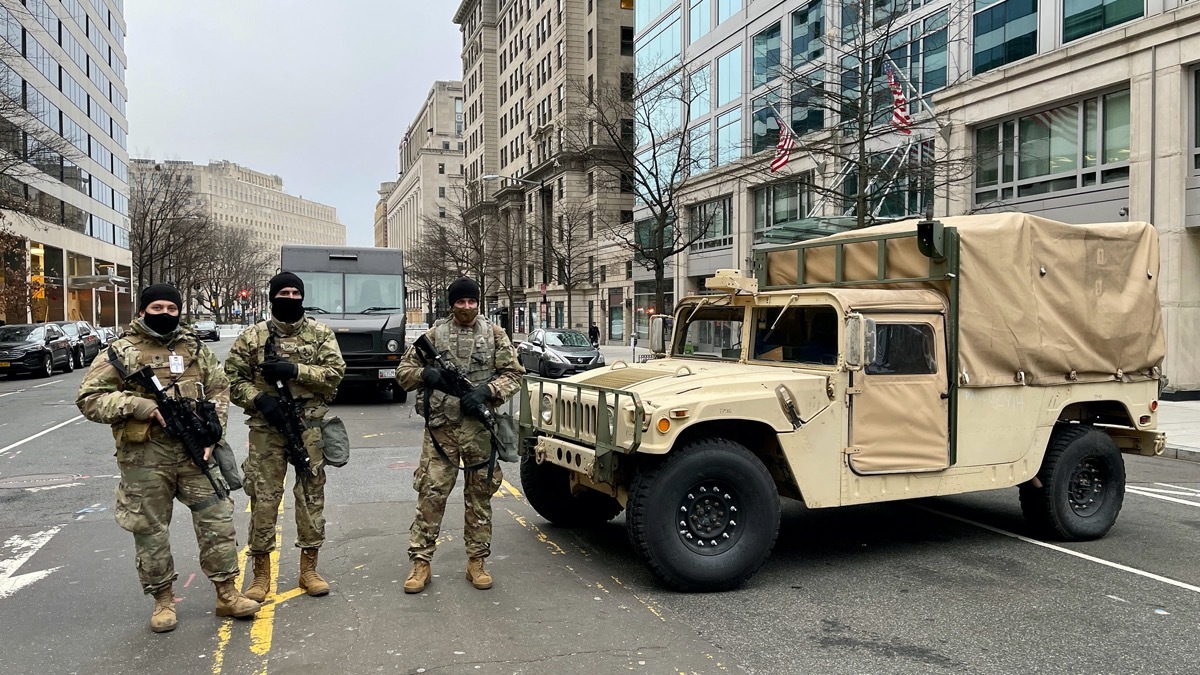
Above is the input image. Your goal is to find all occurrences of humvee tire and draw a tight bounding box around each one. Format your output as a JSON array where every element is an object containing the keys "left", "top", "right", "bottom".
[
  {"left": 1019, "top": 424, "right": 1126, "bottom": 541},
  {"left": 520, "top": 455, "right": 623, "bottom": 526},
  {"left": 626, "top": 438, "right": 780, "bottom": 592}
]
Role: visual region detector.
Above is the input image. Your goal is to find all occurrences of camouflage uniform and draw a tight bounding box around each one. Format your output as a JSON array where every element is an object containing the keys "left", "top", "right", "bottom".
[
  {"left": 76, "top": 320, "right": 238, "bottom": 594},
  {"left": 224, "top": 316, "right": 345, "bottom": 555},
  {"left": 395, "top": 316, "right": 524, "bottom": 561}
]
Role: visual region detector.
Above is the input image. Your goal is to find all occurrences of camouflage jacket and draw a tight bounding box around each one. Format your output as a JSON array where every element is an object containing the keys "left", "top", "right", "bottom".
[
  {"left": 76, "top": 319, "right": 230, "bottom": 435},
  {"left": 225, "top": 316, "right": 346, "bottom": 416},
  {"left": 396, "top": 316, "right": 524, "bottom": 426}
]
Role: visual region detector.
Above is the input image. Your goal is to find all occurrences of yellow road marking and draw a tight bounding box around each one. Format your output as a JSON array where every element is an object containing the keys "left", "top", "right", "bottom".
[
  {"left": 501, "top": 479, "right": 523, "bottom": 498},
  {"left": 506, "top": 508, "right": 565, "bottom": 555},
  {"left": 250, "top": 499, "right": 287, "bottom": 669}
]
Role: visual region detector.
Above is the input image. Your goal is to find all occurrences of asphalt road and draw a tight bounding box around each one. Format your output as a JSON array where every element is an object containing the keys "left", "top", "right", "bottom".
[{"left": 1, "top": 340, "right": 1198, "bottom": 674}]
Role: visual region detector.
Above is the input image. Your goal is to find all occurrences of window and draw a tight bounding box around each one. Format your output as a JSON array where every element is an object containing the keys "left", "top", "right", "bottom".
[
  {"left": 626, "top": 260, "right": 633, "bottom": 279},
  {"left": 716, "top": 46, "right": 742, "bottom": 107},
  {"left": 751, "top": 90, "right": 781, "bottom": 153},
  {"left": 791, "top": 1, "right": 824, "bottom": 68},
  {"left": 752, "top": 22, "right": 781, "bottom": 89},
  {"left": 588, "top": 211, "right": 594, "bottom": 238},
  {"left": 791, "top": 69, "right": 825, "bottom": 136},
  {"left": 439, "top": 207, "right": 446, "bottom": 218},
  {"left": 675, "top": 306, "right": 742, "bottom": 358},
  {"left": 557, "top": 177, "right": 564, "bottom": 199},
  {"left": 716, "top": 108, "right": 741, "bottom": 165},
  {"left": 442, "top": 141, "right": 450, "bottom": 149},
  {"left": 689, "top": 65, "right": 711, "bottom": 120},
  {"left": 753, "top": 176, "right": 815, "bottom": 242},
  {"left": 1063, "top": 0, "right": 1143, "bottom": 43},
  {"left": 587, "top": 172, "right": 595, "bottom": 194},
  {"left": 635, "top": 9, "right": 682, "bottom": 78},
  {"left": 974, "top": 0, "right": 1038, "bottom": 75},
  {"left": 1194, "top": 69, "right": 1200, "bottom": 172},
  {"left": 621, "top": 71, "right": 636, "bottom": 101},
  {"left": 438, "top": 186, "right": 446, "bottom": 198},
  {"left": 866, "top": 323, "right": 937, "bottom": 375},
  {"left": 621, "top": 26, "right": 635, "bottom": 56},
  {"left": 974, "top": 90, "right": 1131, "bottom": 203},
  {"left": 689, "top": 196, "right": 733, "bottom": 250},
  {"left": 689, "top": 126, "right": 712, "bottom": 174},
  {"left": 438, "top": 163, "right": 445, "bottom": 174},
  {"left": 588, "top": 29, "right": 593, "bottom": 59},
  {"left": 600, "top": 264, "right": 607, "bottom": 282},
  {"left": 690, "top": 0, "right": 711, "bottom": 43},
  {"left": 717, "top": 0, "right": 739, "bottom": 24},
  {"left": 635, "top": 0, "right": 673, "bottom": 29},
  {"left": 588, "top": 256, "right": 595, "bottom": 282},
  {"left": 752, "top": 306, "right": 838, "bottom": 365}
]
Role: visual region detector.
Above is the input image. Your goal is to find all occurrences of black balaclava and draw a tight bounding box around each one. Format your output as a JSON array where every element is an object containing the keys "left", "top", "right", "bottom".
[
  {"left": 269, "top": 272, "right": 306, "bottom": 323},
  {"left": 139, "top": 283, "right": 182, "bottom": 335},
  {"left": 446, "top": 277, "right": 480, "bottom": 326}
]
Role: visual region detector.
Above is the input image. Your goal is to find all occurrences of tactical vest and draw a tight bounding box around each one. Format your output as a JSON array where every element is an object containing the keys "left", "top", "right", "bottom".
[
  {"left": 110, "top": 330, "right": 207, "bottom": 440},
  {"left": 250, "top": 318, "right": 330, "bottom": 404},
  {"left": 420, "top": 317, "right": 499, "bottom": 426}
]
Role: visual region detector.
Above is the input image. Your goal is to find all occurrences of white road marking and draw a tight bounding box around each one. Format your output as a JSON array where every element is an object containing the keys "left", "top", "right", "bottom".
[
  {"left": 0, "top": 526, "right": 64, "bottom": 599},
  {"left": 1129, "top": 486, "right": 1200, "bottom": 497},
  {"left": 919, "top": 506, "right": 1200, "bottom": 595},
  {"left": 1155, "top": 483, "right": 1200, "bottom": 495},
  {"left": 31, "top": 379, "right": 61, "bottom": 388},
  {"left": 1126, "top": 487, "right": 1200, "bottom": 509},
  {"left": 0, "top": 391, "right": 19, "bottom": 398},
  {"left": 0, "top": 415, "right": 84, "bottom": 456},
  {"left": 26, "top": 482, "right": 83, "bottom": 493}
]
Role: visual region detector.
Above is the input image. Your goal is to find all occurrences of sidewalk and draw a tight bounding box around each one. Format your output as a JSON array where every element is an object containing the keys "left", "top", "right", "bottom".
[{"left": 1156, "top": 400, "right": 1200, "bottom": 463}]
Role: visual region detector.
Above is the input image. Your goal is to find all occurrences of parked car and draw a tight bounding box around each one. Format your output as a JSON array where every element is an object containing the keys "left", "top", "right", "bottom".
[
  {"left": 51, "top": 320, "right": 102, "bottom": 369},
  {"left": 0, "top": 323, "right": 74, "bottom": 377},
  {"left": 518, "top": 328, "right": 604, "bottom": 378},
  {"left": 194, "top": 320, "right": 220, "bottom": 342}
]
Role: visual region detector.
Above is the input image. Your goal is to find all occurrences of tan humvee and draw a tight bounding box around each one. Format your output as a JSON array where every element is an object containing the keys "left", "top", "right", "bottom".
[{"left": 518, "top": 214, "right": 1166, "bottom": 592}]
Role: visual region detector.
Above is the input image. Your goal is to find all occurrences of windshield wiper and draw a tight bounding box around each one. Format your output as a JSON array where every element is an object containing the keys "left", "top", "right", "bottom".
[
  {"left": 360, "top": 306, "right": 403, "bottom": 314},
  {"left": 762, "top": 295, "right": 799, "bottom": 343},
  {"left": 303, "top": 306, "right": 330, "bottom": 314}
]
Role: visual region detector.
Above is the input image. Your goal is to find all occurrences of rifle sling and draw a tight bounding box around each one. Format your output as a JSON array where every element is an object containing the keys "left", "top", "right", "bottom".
[{"left": 421, "top": 385, "right": 498, "bottom": 480}]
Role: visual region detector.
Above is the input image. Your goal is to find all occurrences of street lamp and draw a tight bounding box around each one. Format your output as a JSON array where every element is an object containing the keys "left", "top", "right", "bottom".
[{"left": 482, "top": 174, "right": 549, "bottom": 330}]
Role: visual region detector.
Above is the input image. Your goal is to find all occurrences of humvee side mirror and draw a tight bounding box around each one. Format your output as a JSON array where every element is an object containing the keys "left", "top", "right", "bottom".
[
  {"left": 844, "top": 313, "right": 876, "bottom": 370},
  {"left": 649, "top": 315, "right": 667, "bottom": 355}
]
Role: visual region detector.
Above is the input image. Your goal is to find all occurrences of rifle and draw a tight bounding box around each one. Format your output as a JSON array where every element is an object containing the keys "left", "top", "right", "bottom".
[
  {"left": 262, "top": 334, "right": 312, "bottom": 483},
  {"left": 123, "top": 365, "right": 227, "bottom": 501},
  {"left": 412, "top": 334, "right": 502, "bottom": 478}
]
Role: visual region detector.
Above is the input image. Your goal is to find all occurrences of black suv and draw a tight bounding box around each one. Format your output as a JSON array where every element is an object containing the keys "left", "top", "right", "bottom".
[
  {"left": 194, "top": 320, "right": 220, "bottom": 342},
  {"left": 51, "top": 320, "right": 102, "bottom": 369},
  {"left": 0, "top": 323, "right": 74, "bottom": 377}
]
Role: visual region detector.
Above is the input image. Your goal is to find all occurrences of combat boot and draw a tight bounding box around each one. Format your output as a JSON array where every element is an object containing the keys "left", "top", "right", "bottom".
[
  {"left": 466, "top": 557, "right": 493, "bottom": 590},
  {"left": 404, "top": 560, "right": 431, "bottom": 594},
  {"left": 214, "top": 579, "right": 261, "bottom": 618},
  {"left": 149, "top": 585, "right": 177, "bottom": 633},
  {"left": 298, "top": 548, "right": 330, "bottom": 596},
  {"left": 243, "top": 554, "right": 271, "bottom": 603}
]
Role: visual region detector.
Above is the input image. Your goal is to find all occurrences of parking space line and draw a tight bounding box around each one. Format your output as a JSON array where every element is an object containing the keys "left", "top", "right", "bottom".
[
  {"left": 918, "top": 505, "right": 1200, "bottom": 595},
  {"left": 1126, "top": 487, "right": 1200, "bottom": 508},
  {"left": 1155, "top": 482, "right": 1200, "bottom": 495},
  {"left": 31, "top": 379, "right": 62, "bottom": 388},
  {"left": 0, "top": 415, "right": 84, "bottom": 456}
]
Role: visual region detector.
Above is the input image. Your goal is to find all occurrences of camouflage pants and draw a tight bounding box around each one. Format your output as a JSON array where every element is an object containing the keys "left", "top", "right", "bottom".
[
  {"left": 243, "top": 422, "right": 327, "bottom": 555},
  {"left": 408, "top": 419, "right": 503, "bottom": 561},
  {"left": 114, "top": 439, "right": 238, "bottom": 594}
]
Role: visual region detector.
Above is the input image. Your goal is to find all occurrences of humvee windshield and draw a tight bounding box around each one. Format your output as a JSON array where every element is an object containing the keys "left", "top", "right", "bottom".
[
  {"left": 674, "top": 306, "right": 745, "bottom": 360},
  {"left": 751, "top": 305, "right": 839, "bottom": 366}
]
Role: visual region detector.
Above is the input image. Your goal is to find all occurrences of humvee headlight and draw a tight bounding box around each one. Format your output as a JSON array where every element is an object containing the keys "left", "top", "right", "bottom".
[
  {"left": 386, "top": 339, "right": 400, "bottom": 352},
  {"left": 540, "top": 394, "right": 554, "bottom": 424},
  {"left": 656, "top": 418, "right": 671, "bottom": 434},
  {"left": 606, "top": 406, "right": 616, "bottom": 438}
]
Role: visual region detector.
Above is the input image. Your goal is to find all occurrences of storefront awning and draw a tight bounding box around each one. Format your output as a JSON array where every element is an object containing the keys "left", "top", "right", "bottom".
[{"left": 68, "top": 274, "right": 130, "bottom": 290}]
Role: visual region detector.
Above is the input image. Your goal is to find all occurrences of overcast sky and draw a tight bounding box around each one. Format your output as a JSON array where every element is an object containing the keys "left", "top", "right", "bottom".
[{"left": 125, "top": 0, "right": 462, "bottom": 246}]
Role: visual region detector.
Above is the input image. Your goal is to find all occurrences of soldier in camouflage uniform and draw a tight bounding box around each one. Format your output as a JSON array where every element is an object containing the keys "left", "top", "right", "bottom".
[
  {"left": 395, "top": 277, "right": 524, "bottom": 593},
  {"left": 225, "top": 272, "right": 345, "bottom": 602},
  {"left": 76, "top": 283, "right": 260, "bottom": 633}
]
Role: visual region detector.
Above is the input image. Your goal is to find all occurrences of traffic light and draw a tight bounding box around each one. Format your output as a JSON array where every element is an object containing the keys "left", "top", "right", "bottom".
[{"left": 238, "top": 289, "right": 250, "bottom": 300}]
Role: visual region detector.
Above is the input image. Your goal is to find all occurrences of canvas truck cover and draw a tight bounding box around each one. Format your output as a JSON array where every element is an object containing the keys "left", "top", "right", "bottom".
[{"left": 764, "top": 213, "right": 1164, "bottom": 388}]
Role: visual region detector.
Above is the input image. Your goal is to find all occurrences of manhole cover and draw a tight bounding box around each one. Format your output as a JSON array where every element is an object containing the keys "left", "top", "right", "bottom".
[{"left": 0, "top": 473, "right": 84, "bottom": 489}]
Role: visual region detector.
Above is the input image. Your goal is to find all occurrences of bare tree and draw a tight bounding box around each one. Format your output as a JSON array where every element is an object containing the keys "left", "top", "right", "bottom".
[
  {"left": 404, "top": 231, "right": 458, "bottom": 325},
  {"left": 561, "top": 64, "right": 715, "bottom": 317},
  {"left": 748, "top": 1, "right": 976, "bottom": 228},
  {"left": 186, "top": 225, "right": 272, "bottom": 323},
  {"left": 128, "top": 161, "right": 216, "bottom": 291},
  {"left": 545, "top": 198, "right": 596, "bottom": 328}
]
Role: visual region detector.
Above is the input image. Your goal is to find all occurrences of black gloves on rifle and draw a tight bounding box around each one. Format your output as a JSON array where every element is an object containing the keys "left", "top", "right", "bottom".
[
  {"left": 260, "top": 360, "right": 299, "bottom": 383},
  {"left": 254, "top": 392, "right": 290, "bottom": 429},
  {"left": 459, "top": 383, "right": 491, "bottom": 417},
  {"left": 420, "top": 367, "right": 445, "bottom": 391}
]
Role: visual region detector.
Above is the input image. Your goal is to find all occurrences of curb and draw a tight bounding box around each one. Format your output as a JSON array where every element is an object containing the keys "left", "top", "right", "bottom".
[{"left": 1161, "top": 445, "right": 1200, "bottom": 464}]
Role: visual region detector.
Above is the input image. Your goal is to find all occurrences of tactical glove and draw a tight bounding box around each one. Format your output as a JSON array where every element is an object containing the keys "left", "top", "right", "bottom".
[
  {"left": 254, "top": 392, "right": 290, "bottom": 430},
  {"left": 259, "top": 360, "right": 299, "bottom": 383},
  {"left": 420, "top": 367, "right": 444, "bottom": 391},
  {"left": 459, "top": 383, "right": 492, "bottom": 417}
]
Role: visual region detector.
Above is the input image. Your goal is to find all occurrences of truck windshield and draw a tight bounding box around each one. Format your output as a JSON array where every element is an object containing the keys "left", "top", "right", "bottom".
[
  {"left": 295, "top": 272, "right": 405, "bottom": 314},
  {"left": 751, "top": 305, "right": 839, "bottom": 366},
  {"left": 673, "top": 306, "right": 745, "bottom": 360}
]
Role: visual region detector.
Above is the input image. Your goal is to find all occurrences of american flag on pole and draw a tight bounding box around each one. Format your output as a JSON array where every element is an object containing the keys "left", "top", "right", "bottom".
[
  {"left": 769, "top": 117, "right": 797, "bottom": 173},
  {"left": 886, "top": 64, "right": 913, "bottom": 135}
]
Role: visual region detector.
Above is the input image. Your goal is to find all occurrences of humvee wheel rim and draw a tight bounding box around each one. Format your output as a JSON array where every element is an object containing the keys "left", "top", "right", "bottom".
[
  {"left": 1067, "top": 458, "right": 1105, "bottom": 517},
  {"left": 676, "top": 481, "right": 742, "bottom": 555}
]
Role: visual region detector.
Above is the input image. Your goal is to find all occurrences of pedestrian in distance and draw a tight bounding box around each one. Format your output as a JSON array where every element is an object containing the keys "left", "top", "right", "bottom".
[
  {"left": 224, "top": 272, "right": 346, "bottom": 602},
  {"left": 588, "top": 322, "right": 600, "bottom": 348},
  {"left": 395, "top": 277, "right": 524, "bottom": 593},
  {"left": 76, "top": 283, "right": 260, "bottom": 633}
]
